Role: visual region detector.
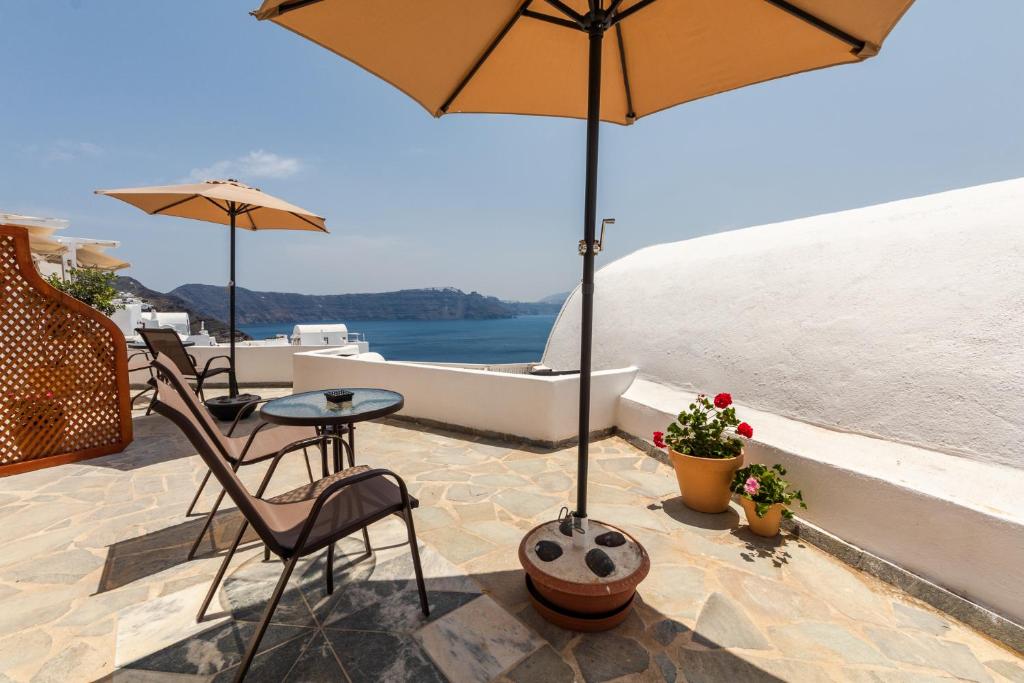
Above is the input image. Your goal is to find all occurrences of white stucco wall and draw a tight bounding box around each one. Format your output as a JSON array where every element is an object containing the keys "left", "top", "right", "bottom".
[
  {"left": 188, "top": 345, "right": 356, "bottom": 386},
  {"left": 544, "top": 178, "right": 1024, "bottom": 468},
  {"left": 292, "top": 350, "right": 637, "bottom": 445}
]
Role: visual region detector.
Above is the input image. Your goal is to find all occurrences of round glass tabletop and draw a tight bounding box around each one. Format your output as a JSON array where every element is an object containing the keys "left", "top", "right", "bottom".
[{"left": 260, "top": 388, "right": 404, "bottom": 426}]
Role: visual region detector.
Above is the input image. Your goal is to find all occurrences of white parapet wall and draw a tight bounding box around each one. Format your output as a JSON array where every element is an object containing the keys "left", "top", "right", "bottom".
[
  {"left": 293, "top": 349, "right": 638, "bottom": 445},
  {"left": 189, "top": 344, "right": 359, "bottom": 387}
]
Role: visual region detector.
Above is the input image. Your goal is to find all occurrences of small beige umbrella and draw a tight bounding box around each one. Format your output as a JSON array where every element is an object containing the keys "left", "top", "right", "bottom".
[
  {"left": 96, "top": 179, "right": 328, "bottom": 397},
  {"left": 75, "top": 244, "right": 131, "bottom": 272}
]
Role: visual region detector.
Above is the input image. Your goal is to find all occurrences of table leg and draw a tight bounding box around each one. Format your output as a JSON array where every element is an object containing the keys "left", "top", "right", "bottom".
[
  {"left": 332, "top": 429, "right": 342, "bottom": 473},
  {"left": 348, "top": 424, "right": 356, "bottom": 467}
]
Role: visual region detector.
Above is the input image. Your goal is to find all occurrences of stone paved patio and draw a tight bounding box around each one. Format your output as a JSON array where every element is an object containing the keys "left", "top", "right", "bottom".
[{"left": 0, "top": 392, "right": 1022, "bottom": 682}]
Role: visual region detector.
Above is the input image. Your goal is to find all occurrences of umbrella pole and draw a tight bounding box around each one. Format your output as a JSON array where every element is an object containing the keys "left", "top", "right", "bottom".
[
  {"left": 574, "top": 24, "right": 604, "bottom": 526},
  {"left": 228, "top": 207, "right": 239, "bottom": 397}
]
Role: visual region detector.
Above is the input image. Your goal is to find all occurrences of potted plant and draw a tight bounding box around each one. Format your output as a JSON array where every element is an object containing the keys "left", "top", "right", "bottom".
[
  {"left": 730, "top": 463, "right": 806, "bottom": 537},
  {"left": 654, "top": 393, "right": 753, "bottom": 513}
]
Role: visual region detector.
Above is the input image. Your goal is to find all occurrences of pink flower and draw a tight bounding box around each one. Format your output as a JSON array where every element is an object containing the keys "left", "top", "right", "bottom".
[
  {"left": 652, "top": 431, "right": 666, "bottom": 449},
  {"left": 744, "top": 477, "right": 760, "bottom": 496}
]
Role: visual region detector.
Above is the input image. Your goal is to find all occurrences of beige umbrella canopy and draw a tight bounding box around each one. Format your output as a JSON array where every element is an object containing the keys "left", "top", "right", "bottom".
[
  {"left": 96, "top": 179, "right": 327, "bottom": 396},
  {"left": 75, "top": 244, "right": 131, "bottom": 272},
  {"left": 251, "top": 4, "right": 915, "bottom": 635},
  {"left": 254, "top": 0, "right": 912, "bottom": 125},
  {"left": 95, "top": 179, "right": 327, "bottom": 232}
]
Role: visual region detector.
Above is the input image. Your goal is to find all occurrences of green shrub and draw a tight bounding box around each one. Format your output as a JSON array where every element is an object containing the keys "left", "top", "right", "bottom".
[{"left": 45, "top": 267, "right": 124, "bottom": 316}]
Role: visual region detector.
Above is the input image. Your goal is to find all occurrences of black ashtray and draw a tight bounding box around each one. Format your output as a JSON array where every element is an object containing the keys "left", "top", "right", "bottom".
[{"left": 324, "top": 389, "right": 354, "bottom": 404}]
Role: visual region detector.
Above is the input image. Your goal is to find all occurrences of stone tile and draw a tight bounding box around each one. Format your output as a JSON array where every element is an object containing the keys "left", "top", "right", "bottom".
[
  {"left": 534, "top": 472, "right": 573, "bottom": 493},
  {"left": 864, "top": 628, "right": 991, "bottom": 683},
  {"left": 325, "top": 588, "right": 476, "bottom": 634},
  {"left": 417, "top": 470, "right": 471, "bottom": 482},
  {"left": 692, "top": 592, "right": 770, "bottom": 650},
  {"left": 492, "top": 490, "right": 562, "bottom": 519},
  {"left": 330, "top": 629, "right": 448, "bottom": 683},
  {"left": 471, "top": 474, "right": 532, "bottom": 488},
  {"left": 572, "top": 633, "right": 650, "bottom": 683},
  {"left": 30, "top": 641, "right": 111, "bottom": 683},
  {"left": 674, "top": 649, "right": 785, "bottom": 683},
  {"left": 417, "top": 595, "right": 542, "bottom": 683},
  {"left": 209, "top": 628, "right": 314, "bottom": 682},
  {"left": 893, "top": 602, "right": 952, "bottom": 636},
  {"left": 641, "top": 564, "right": 707, "bottom": 619},
  {"left": 768, "top": 622, "right": 887, "bottom": 666},
  {"left": 987, "top": 659, "right": 1024, "bottom": 683},
  {"left": 455, "top": 501, "right": 497, "bottom": 523},
  {"left": 464, "top": 520, "right": 530, "bottom": 547},
  {"left": 280, "top": 631, "right": 345, "bottom": 681},
  {"left": 515, "top": 604, "right": 576, "bottom": 651},
  {"left": 446, "top": 483, "right": 497, "bottom": 503},
  {"left": 0, "top": 629, "right": 52, "bottom": 676},
  {"left": 655, "top": 651, "right": 677, "bottom": 683},
  {"left": 650, "top": 618, "right": 691, "bottom": 646},
  {"left": 506, "top": 645, "right": 576, "bottom": 683},
  {"left": 420, "top": 526, "right": 497, "bottom": 565},
  {"left": 617, "top": 471, "right": 679, "bottom": 499},
  {"left": 413, "top": 506, "right": 459, "bottom": 531}
]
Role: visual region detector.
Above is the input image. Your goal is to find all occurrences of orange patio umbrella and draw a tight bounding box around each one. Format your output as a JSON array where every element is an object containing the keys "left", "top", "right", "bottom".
[
  {"left": 252, "top": 0, "right": 912, "bottom": 528},
  {"left": 96, "top": 179, "right": 327, "bottom": 398}
]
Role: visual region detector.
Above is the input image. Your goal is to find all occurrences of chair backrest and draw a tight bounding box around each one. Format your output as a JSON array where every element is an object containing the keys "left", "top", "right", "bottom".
[
  {"left": 150, "top": 354, "right": 276, "bottom": 545},
  {"left": 137, "top": 327, "right": 195, "bottom": 377},
  {"left": 149, "top": 352, "right": 235, "bottom": 460}
]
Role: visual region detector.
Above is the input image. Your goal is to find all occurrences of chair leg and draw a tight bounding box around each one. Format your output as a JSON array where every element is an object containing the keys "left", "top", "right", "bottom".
[
  {"left": 186, "top": 469, "right": 213, "bottom": 517},
  {"left": 403, "top": 510, "right": 429, "bottom": 617},
  {"left": 325, "top": 542, "right": 335, "bottom": 595},
  {"left": 198, "top": 518, "right": 248, "bottom": 622},
  {"left": 145, "top": 392, "right": 157, "bottom": 416},
  {"left": 187, "top": 487, "right": 226, "bottom": 561},
  {"left": 234, "top": 553, "right": 300, "bottom": 683}
]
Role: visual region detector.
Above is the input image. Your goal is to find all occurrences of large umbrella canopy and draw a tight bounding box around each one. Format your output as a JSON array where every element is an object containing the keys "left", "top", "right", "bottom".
[
  {"left": 253, "top": 0, "right": 913, "bottom": 526},
  {"left": 253, "top": 0, "right": 912, "bottom": 125},
  {"left": 96, "top": 179, "right": 327, "bottom": 396},
  {"left": 75, "top": 244, "right": 131, "bottom": 272}
]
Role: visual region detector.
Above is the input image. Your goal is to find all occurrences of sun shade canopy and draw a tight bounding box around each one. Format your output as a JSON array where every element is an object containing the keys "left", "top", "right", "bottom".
[
  {"left": 254, "top": 0, "right": 913, "bottom": 125},
  {"left": 95, "top": 179, "right": 327, "bottom": 232}
]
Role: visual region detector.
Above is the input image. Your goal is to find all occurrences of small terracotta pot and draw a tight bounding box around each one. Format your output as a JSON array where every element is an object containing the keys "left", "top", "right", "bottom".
[
  {"left": 668, "top": 448, "right": 742, "bottom": 513},
  {"left": 739, "top": 497, "right": 784, "bottom": 537}
]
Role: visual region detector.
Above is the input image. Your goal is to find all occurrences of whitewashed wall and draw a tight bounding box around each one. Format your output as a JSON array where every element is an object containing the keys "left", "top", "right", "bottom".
[{"left": 544, "top": 178, "right": 1024, "bottom": 468}]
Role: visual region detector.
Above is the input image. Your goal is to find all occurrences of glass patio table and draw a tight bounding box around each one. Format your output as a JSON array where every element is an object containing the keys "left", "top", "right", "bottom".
[{"left": 260, "top": 388, "right": 404, "bottom": 474}]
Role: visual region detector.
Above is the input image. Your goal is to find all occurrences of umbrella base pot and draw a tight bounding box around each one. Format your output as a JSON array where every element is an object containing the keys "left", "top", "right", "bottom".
[
  {"left": 519, "top": 520, "right": 650, "bottom": 632},
  {"left": 205, "top": 394, "right": 260, "bottom": 422}
]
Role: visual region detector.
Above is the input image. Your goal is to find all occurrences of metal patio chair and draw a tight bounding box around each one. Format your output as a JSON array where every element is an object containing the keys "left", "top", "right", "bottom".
[
  {"left": 136, "top": 327, "right": 234, "bottom": 404},
  {"left": 144, "top": 353, "right": 335, "bottom": 560},
  {"left": 150, "top": 354, "right": 427, "bottom": 682}
]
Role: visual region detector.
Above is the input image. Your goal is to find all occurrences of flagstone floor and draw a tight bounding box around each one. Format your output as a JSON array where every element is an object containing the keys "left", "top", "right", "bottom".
[{"left": 0, "top": 392, "right": 1022, "bottom": 682}]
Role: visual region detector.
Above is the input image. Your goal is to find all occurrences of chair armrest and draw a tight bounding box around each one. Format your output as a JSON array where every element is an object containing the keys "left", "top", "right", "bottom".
[
  {"left": 199, "top": 354, "right": 232, "bottom": 376},
  {"left": 254, "top": 433, "right": 345, "bottom": 498},
  {"left": 227, "top": 397, "right": 273, "bottom": 437}
]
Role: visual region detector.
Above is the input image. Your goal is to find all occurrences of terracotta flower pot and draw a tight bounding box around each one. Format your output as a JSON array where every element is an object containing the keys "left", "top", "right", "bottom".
[
  {"left": 739, "top": 497, "right": 784, "bottom": 537},
  {"left": 668, "top": 448, "right": 743, "bottom": 513}
]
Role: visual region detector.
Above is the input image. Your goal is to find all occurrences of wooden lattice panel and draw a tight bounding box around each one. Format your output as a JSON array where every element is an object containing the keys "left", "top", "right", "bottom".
[{"left": 0, "top": 226, "right": 132, "bottom": 475}]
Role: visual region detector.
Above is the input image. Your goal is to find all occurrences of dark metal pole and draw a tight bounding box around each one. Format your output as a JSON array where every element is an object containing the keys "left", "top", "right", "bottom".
[
  {"left": 574, "top": 22, "right": 603, "bottom": 522},
  {"left": 228, "top": 206, "right": 239, "bottom": 397}
]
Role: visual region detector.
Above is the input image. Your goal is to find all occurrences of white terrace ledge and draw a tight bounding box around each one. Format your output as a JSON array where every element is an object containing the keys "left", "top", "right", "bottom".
[{"left": 617, "top": 377, "right": 1024, "bottom": 636}]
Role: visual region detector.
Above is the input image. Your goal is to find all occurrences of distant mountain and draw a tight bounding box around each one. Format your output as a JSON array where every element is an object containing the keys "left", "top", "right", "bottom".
[
  {"left": 170, "top": 284, "right": 532, "bottom": 324},
  {"left": 538, "top": 291, "right": 570, "bottom": 305},
  {"left": 114, "top": 277, "right": 248, "bottom": 341}
]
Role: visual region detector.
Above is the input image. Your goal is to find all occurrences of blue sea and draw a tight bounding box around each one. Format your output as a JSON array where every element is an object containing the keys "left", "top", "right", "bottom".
[{"left": 239, "top": 315, "right": 557, "bottom": 364}]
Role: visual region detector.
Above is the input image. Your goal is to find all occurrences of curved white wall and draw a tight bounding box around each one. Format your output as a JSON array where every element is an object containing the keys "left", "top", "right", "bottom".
[{"left": 544, "top": 178, "right": 1024, "bottom": 468}]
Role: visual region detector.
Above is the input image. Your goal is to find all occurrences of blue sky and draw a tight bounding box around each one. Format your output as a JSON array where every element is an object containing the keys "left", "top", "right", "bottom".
[{"left": 2, "top": 1, "right": 1022, "bottom": 301}]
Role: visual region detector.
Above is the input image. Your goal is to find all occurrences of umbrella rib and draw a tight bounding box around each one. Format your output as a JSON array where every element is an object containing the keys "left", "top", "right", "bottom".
[
  {"left": 199, "top": 195, "right": 231, "bottom": 215},
  {"left": 608, "top": 0, "right": 659, "bottom": 27},
  {"left": 614, "top": 23, "right": 636, "bottom": 122},
  {"left": 544, "top": 0, "right": 585, "bottom": 26},
  {"left": 151, "top": 194, "right": 199, "bottom": 215},
  {"left": 522, "top": 10, "right": 579, "bottom": 31},
  {"left": 439, "top": 0, "right": 536, "bottom": 115},
  {"left": 288, "top": 211, "right": 327, "bottom": 232},
  {"left": 760, "top": 0, "right": 867, "bottom": 53}
]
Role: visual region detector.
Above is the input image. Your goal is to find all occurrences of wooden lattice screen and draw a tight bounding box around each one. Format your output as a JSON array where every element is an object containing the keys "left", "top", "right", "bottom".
[{"left": 0, "top": 225, "right": 132, "bottom": 475}]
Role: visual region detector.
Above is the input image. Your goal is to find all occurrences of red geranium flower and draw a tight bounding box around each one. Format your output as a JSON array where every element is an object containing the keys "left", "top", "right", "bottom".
[
  {"left": 652, "top": 431, "right": 667, "bottom": 449},
  {"left": 713, "top": 393, "right": 732, "bottom": 409},
  {"left": 737, "top": 422, "right": 753, "bottom": 439}
]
